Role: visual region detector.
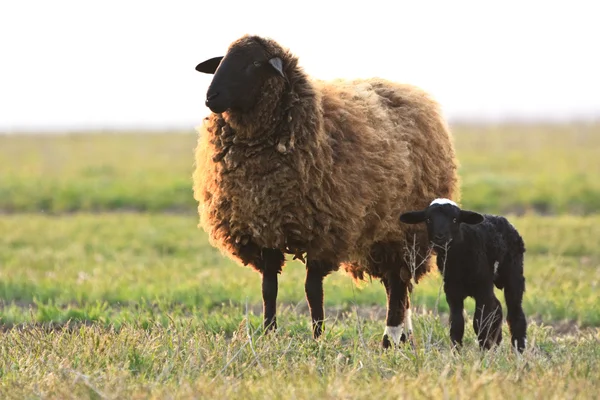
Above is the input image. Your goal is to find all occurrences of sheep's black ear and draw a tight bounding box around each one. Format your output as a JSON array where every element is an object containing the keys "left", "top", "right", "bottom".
[
  {"left": 268, "top": 57, "right": 285, "bottom": 78},
  {"left": 195, "top": 56, "right": 223, "bottom": 74},
  {"left": 399, "top": 210, "right": 426, "bottom": 224},
  {"left": 460, "top": 210, "right": 484, "bottom": 225}
]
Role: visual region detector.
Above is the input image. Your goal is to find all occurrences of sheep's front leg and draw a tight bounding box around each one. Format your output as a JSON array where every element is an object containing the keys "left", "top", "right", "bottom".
[
  {"left": 445, "top": 289, "right": 465, "bottom": 350},
  {"left": 473, "top": 291, "right": 503, "bottom": 350},
  {"left": 381, "top": 274, "right": 409, "bottom": 349},
  {"left": 305, "top": 260, "right": 334, "bottom": 339},
  {"left": 259, "top": 249, "right": 285, "bottom": 332}
]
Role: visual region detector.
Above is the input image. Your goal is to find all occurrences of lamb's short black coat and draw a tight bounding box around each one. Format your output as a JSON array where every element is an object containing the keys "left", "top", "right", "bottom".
[
  {"left": 401, "top": 201, "right": 527, "bottom": 352},
  {"left": 439, "top": 214, "right": 525, "bottom": 295}
]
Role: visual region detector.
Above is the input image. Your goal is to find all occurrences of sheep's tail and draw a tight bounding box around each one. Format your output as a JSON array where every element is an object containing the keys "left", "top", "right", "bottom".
[
  {"left": 517, "top": 233, "right": 526, "bottom": 254},
  {"left": 507, "top": 218, "right": 526, "bottom": 255}
]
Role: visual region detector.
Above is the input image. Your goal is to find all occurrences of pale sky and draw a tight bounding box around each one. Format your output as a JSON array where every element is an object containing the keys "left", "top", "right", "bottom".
[{"left": 1, "top": 0, "right": 599, "bottom": 132}]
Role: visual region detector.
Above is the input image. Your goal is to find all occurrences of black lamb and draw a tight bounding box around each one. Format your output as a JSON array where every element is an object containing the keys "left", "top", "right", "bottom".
[{"left": 400, "top": 198, "right": 527, "bottom": 353}]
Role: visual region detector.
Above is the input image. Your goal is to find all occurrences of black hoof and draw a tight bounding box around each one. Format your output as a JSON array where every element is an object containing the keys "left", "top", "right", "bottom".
[
  {"left": 312, "top": 322, "right": 323, "bottom": 339},
  {"left": 382, "top": 334, "right": 392, "bottom": 349},
  {"left": 263, "top": 317, "right": 277, "bottom": 333},
  {"left": 513, "top": 337, "right": 526, "bottom": 353}
]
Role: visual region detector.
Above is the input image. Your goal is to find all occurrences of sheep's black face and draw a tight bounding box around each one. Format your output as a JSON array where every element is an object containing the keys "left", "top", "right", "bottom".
[
  {"left": 400, "top": 203, "right": 484, "bottom": 248},
  {"left": 425, "top": 205, "right": 464, "bottom": 247},
  {"left": 195, "top": 42, "right": 285, "bottom": 114}
]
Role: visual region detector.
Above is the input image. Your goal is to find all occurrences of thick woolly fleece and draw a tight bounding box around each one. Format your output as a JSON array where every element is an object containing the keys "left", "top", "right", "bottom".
[{"left": 193, "top": 35, "right": 459, "bottom": 285}]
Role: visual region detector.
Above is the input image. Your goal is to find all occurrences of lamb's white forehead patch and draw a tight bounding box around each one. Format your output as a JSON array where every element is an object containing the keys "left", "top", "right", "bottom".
[{"left": 430, "top": 198, "right": 458, "bottom": 207}]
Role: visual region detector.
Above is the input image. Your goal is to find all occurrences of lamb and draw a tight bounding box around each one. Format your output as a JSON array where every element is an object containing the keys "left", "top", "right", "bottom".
[
  {"left": 192, "top": 34, "right": 459, "bottom": 347},
  {"left": 399, "top": 198, "right": 527, "bottom": 352}
]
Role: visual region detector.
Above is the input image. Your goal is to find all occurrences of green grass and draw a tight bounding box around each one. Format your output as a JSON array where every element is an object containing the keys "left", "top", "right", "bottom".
[
  {"left": 0, "top": 132, "right": 195, "bottom": 213},
  {"left": 0, "top": 213, "right": 598, "bottom": 328},
  {"left": 454, "top": 122, "right": 600, "bottom": 215},
  {"left": 0, "top": 316, "right": 598, "bottom": 399},
  {"left": 1, "top": 122, "right": 600, "bottom": 215},
  {"left": 1, "top": 124, "right": 599, "bottom": 398}
]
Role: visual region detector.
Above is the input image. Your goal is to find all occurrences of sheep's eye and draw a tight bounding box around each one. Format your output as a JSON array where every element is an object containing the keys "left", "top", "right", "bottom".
[
  {"left": 253, "top": 61, "right": 262, "bottom": 67},
  {"left": 426, "top": 219, "right": 431, "bottom": 224},
  {"left": 453, "top": 218, "right": 457, "bottom": 223}
]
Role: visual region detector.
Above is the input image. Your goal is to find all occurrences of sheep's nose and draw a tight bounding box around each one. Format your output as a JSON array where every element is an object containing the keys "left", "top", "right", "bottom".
[
  {"left": 205, "top": 92, "right": 220, "bottom": 108},
  {"left": 433, "top": 234, "right": 446, "bottom": 242}
]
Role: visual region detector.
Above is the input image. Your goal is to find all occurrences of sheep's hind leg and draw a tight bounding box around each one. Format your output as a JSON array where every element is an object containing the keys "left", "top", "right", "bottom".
[
  {"left": 305, "top": 260, "right": 335, "bottom": 339},
  {"left": 503, "top": 269, "right": 527, "bottom": 353},
  {"left": 400, "top": 263, "right": 415, "bottom": 348},
  {"left": 381, "top": 274, "right": 409, "bottom": 349},
  {"left": 258, "top": 248, "right": 285, "bottom": 333}
]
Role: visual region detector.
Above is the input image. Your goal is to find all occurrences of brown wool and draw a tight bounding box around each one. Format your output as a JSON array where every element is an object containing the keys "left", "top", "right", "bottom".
[{"left": 193, "top": 35, "right": 460, "bottom": 283}]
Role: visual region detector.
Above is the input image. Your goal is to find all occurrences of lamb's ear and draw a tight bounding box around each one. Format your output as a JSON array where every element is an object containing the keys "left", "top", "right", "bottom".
[
  {"left": 460, "top": 210, "right": 484, "bottom": 225},
  {"left": 268, "top": 57, "right": 285, "bottom": 78},
  {"left": 195, "top": 56, "right": 223, "bottom": 74},
  {"left": 399, "top": 210, "right": 426, "bottom": 224}
]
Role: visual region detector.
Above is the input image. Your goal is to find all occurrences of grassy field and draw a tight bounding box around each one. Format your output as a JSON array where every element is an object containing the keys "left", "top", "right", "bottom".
[
  {"left": 0, "top": 124, "right": 599, "bottom": 398},
  {"left": 1, "top": 122, "right": 600, "bottom": 215},
  {"left": 0, "top": 213, "right": 599, "bottom": 328}
]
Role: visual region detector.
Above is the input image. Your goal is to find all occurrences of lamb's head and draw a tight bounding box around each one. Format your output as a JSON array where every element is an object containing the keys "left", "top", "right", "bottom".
[
  {"left": 195, "top": 35, "right": 287, "bottom": 114},
  {"left": 399, "top": 198, "right": 484, "bottom": 247}
]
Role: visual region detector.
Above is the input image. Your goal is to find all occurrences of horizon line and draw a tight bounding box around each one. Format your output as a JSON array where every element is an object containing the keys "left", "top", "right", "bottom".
[{"left": 2, "top": 115, "right": 600, "bottom": 135}]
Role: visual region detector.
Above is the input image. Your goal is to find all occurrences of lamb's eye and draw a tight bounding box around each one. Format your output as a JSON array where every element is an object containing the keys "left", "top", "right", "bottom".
[
  {"left": 453, "top": 218, "right": 457, "bottom": 223},
  {"left": 253, "top": 61, "right": 262, "bottom": 67},
  {"left": 426, "top": 219, "right": 431, "bottom": 224}
]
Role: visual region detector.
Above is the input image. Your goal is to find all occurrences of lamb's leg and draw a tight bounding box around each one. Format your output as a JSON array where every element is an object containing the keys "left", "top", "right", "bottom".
[
  {"left": 503, "top": 270, "right": 527, "bottom": 353},
  {"left": 381, "top": 274, "right": 409, "bottom": 349},
  {"left": 259, "top": 248, "right": 285, "bottom": 332},
  {"left": 473, "top": 291, "right": 503, "bottom": 350},
  {"left": 305, "top": 260, "right": 334, "bottom": 339},
  {"left": 445, "top": 290, "right": 465, "bottom": 350}
]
